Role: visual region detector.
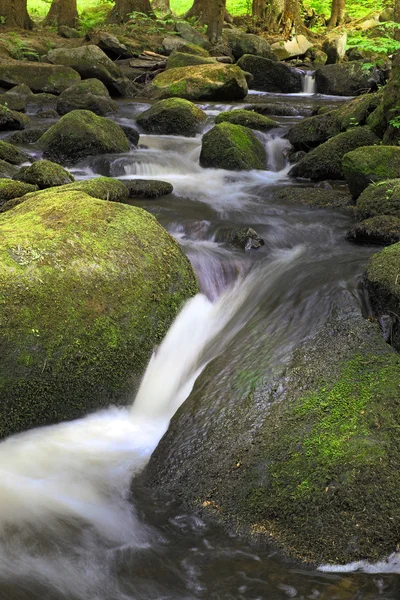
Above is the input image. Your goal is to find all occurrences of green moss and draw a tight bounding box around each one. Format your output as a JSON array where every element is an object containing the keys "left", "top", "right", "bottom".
[
  {"left": 365, "top": 242, "right": 400, "bottom": 303},
  {"left": 56, "top": 78, "right": 118, "bottom": 117},
  {"left": 0, "top": 179, "right": 37, "bottom": 204},
  {"left": 14, "top": 160, "right": 74, "bottom": 189},
  {"left": 0, "top": 61, "right": 81, "bottom": 94},
  {"left": 357, "top": 178, "right": 400, "bottom": 218},
  {"left": 137, "top": 98, "right": 206, "bottom": 137},
  {"left": 0, "top": 159, "right": 18, "bottom": 179},
  {"left": 0, "top": 190, "right": 198, "bottom": 438},
  {"left": 166, "top": 52, "right": 216, "bottom": 70},
  {"left": 215, "top": 110, "right": 277, "bottom": 132},
  {"left": 0, "top": 104, "right": 30, "bottom": 131},
  {"left": 200, "top": 122, "right": 266, "bottom": 171},
  {"left": 286, "top": 112, "right": 340, "bottom": 151},
  {"left": 346, "top": 215, "right": 400, "bottom": 245},
  {"left": 273, "top": 187, "right": 352, "bottom": 209},
  {"left": 0, "top": 140, "right": 29, "bottom": 165},
  {"left": 37, "top": 110, "right": 130, "bottom": 165},
  {"left": 343, "top": 146, "right": 400, "bottom": 198},
  {"left": 336, "top": 92, "right": 382, "bottom": 131},
  {"left": 148, "top": 64, "right": 248, "bottom": 101}
]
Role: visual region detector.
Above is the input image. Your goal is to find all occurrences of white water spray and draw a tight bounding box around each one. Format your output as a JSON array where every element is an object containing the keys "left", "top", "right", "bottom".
[{"left": 301, "top": 71, "right": 317, "bottom": 95}]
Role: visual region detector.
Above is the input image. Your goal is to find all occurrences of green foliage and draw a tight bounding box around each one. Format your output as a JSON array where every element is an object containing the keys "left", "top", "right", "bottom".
[
  {"left": 4, "top": 33, "right": 40, "bottom": 61},
  {"left": 347, "top": 22, "right": 400, "bottom": 56}
]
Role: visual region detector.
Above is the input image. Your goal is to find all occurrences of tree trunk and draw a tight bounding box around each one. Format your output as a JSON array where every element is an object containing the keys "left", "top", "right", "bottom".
[
  {"left": 395, "top": 0, "right": 400, "bottom": 41},
  {"left": 264, "top": 0, "right": 285, "bottom": 30},
  {"left": 252, "top": 0, "right": 266, "bottom": 20},
  {"left": 185, "top": 0, "right": 226, "bottom": 42},
  {"left": 43, "top": 0, "right": 78, "bottom": 27},
  {"left": 152, "top": 0, "right": 170, "bottom": 14},
  {"left": 107, "top": 0, "right": 151, "bottom": 23},
  {"left": 328, "top": 0, "right": 345, "bottom": 28},
  {"left": 281, "top": 0, "right": 302, "bottom": 39},
  {"left": 0, "top": 0, "right": 33, "bottom": 28}
]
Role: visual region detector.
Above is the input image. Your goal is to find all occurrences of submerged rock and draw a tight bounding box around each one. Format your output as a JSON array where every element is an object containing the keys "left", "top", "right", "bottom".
[
  {"left": 56, "top": 79, "right": 118, "bottom": 116},
  {"left": 13, "top": 160, "right": 74, "bottom": 189},
  {"left": 200, "top": 122, "right": 266, "bottom": 171},
  {"left": 236, "top": 55, "right": 302, "bottom": 93},
  {"left": 289, "top": 127, "right": 379, "bottom": 181},
  {"left": 0, "top": 189, "right": 198, "bottom": 438},
  {"left": 143, "top": 294, "right": 400, "bottom": 565},
  {"left": 145, "top": 63, "right": 248, "bottom": 101},
  {"left": 346, "top": 215, "right": 400, "bottom": 245},
  {"left": 122, "top": 179, "right": 173, "bottom": 198},
  {"left": 343, "top": 146, "right": 400, "bottom": 198},
  {"left": 215, "top": 109, "right": 277, "bottom": 132},
  {"left": 137, "top": 98, "right": 206, "bottom": 137},
  {"left": 37, "top": 110, "right": 130, "bottom": 165}
]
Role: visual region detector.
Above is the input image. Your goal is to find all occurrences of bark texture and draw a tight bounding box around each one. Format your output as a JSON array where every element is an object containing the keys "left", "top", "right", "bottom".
[
  {"left": 0, "top": 0, "right": 33, "bottom": 28},
  {"left": 43, "top": 0, "right": 78, "bottom": 27},
  {"left": 328, "top": 0, "right": 345, "bottom": 28},
  {"left": 185, "top": 0, "right": 226, "bottom": 42},
  {"left": 107, "top": 0, "right": 151, "bottom": 23},
  {"left": 152, "top": 0, "right": 170, "bottom": 13}
]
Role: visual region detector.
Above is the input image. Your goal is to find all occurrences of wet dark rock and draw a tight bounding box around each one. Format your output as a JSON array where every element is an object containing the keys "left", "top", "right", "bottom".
[
  {"left": 56, "top": 79, "right": 118, "bottom": 116},
  {"left": 137, "top": 98, "right": 206, "bottom": 137},
  {"left": 346, "top": 215, "right": 400, "bottom": 245},
  {"left": 13, "top": 159, "right": 74, "bottom": 189},
  {"left": 249, "top": 102, "right": 313, "bottom": 118},
  {"left": 289, "top": 150, "right": 307, "bottom": 163},
  {"left": 315, "top": 61, "right": 387, "bottom": 96},
  {"left": 286, "top": 112, "right": 340, "bottom": 151},
  {"left": 223, "top": 30, "right": 276, "bottom": 61},
  {"left": 120, "top": 125, "right": 140, "bottom": 146},
  {"left": 200, "top": 122, "right": 266, "bottom": 171},
  {"left": 289, "top": 127, "right": 380, "bottom": 181},
  {"left": 121, "top": 179, "right": 173, "bottom": 198},
  {"left": 273, "top": 186, "right": 352, "bottom": 208},
  {"left": 36, "top": 109, "right": 59, "bottom": 119},
  {"left": 0, "top": 103, "right": 29, "bottom": 130},
  {"left": 237, "top": 55, "right": 302, "bottom": 93},
  {"left": 26, "top": 92, "right": 58, "bottom": 114},
  {"left": 216, "top": 226, "right": 264, "bottom": 250},
  {"left": 343, "top": 146, "right": 400, "bottom": 199}
]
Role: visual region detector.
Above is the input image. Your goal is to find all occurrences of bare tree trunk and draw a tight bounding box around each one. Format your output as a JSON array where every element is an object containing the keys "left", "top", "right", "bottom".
[
  {"left": 395, "top": 0, "right": 400, "bottom": 41},
  {"left": 107, "top": 0, "right": 151, "bottom": 23},
  {"left": 43, "top": 0, "right": 78, "bottom": 27},
  {"left": 281, "top": 0, "right": 302, "bottom": 39},
  {"left": 328, "top": 0, "right": 345, "bottom": 28},
  {"left": 252, "top": 0, "right": 266, "bottom": 20},
  {"left": 152, "top": 0, "right": 170, "bottom": 14},
  {"left": 0, "top": 0, "right": 33, "bottom": 28},
  {"left": 185, "top": 0, "right": 226, "bottom": 41},
  {"left": 265, "top": 0, "right": 285, "bottom": 30}
]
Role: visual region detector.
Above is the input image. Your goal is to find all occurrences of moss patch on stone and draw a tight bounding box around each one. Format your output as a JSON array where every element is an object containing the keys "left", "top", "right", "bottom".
[
  {"left": 0, "top": 190, "right": 198, "bottom": 438},
  {"left": 56, "top": 78, "right": 118, "bottom": 117},
  {"left": 14, "top": 160, "right": 74, "bottom": 189},
  {"left": 343, "top": 146, "right": 400, "bottom": 198},
  {"left": 0, "top": 179, "right": 37, "bottom": 205},
  {"left": 346, "top": 215, "right": 400, "bottom": 245},
  {"left": 122, "top": 179, "right": 173, "bottom": 199},
  {"left": 273, "top": 187, "right": 352, "bottom": 209},
  {"left": 357, "top": 179, "right": 400, "bottom": 219},
  {"left": 200, "top": 122, "right": 266, "bottom": 171},
  {"left": 0, "top": 140, "right": 29, "bottom": 165},
  {"left": 137, "top": 98, "right": 206, "bottom": 137},
  {"left": 166, "top": 52, "right": 216, "bottom": 70},
  {"left": 0, "top": 104, "right": 29, "bottom": 131},
  {"left": 215, "top": 110, "right": 277, "bottom": 132}
]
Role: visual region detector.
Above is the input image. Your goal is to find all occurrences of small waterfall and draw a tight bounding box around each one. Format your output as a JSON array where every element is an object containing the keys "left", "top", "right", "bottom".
[
  {"left": 256, "top": 131, "right": 292, "bottom": 172},
  {"left": 301, "top": 71, "right": 317, "bottom": 95}
]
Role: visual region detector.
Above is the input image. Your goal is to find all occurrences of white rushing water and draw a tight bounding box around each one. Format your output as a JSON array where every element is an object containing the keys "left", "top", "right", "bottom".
[{"left": 301, "top": 71, "right": 317, "bottom": 95}]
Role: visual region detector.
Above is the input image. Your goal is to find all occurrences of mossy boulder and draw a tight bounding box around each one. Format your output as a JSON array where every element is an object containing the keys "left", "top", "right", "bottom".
[
  {"left": 346, "top": 215, "right": 400, "bottom": 245},
  {"left": 56, "top": 79, "right": 118, "bottom": 116},
  {"left": 236, "top": 55, "right": 302, "bottom": 93},
  {"left": 200, "top": 122, "right": 266, "bottom": 171},
  {"left": 365, "top": 243, "right": 400, "bottom": 349},
  {"left": 0, "top": 179, "right": 37, "bottom": 206},
  {"left": 0, "top": 159, "right": 18, "bottom": 179},
  {"left": 315, "top": 61, "right": 386, "bottom": 96},
  {"left": 37, "top": 110, "right": 130, "bottom": 165},
  {"left": 289, "top": 127, "right": 380, "bottom": 181},
  {"left": 13, "top": 160, "right": 74, "bottom": 189},
  {"left": 0, "top": 190, "right": 198, "bottom": 438},
  {"left": 6, "top": 125, "right": 51, "bottom": 145},
  {"left": 26, "top": 93, "right": 58, "bottom": 114},
  {"left": 47, "top": 46, "right": 133, "bottom": 97},
  {"left": 145, "top": 64, "right": 248, "bottom": 101},
  {"left": 174, "top": 21, "right": 211, "bottom": 50},
  {"left": 215, "top": 110, "right": 277, "bottom": 132},
  {"left": 60, "top": 177, "right": 129, "bottom": 202},
  {"left": 122, "top": 179, "right": 173, "bottom": 198},
  {"left": 136, "top": 98, "right": 207, "bottom": 137},
  {"left": 162, "top": 36, "right": 209, "bottom": 56},
  {"left": 0, "top": 83, "right": 33, "bottom": 112},
  {"left": 0, "top": 104, "right": 29, "bottom": 131},
  {"left": 335, "top": 92, "right": 382, "bottom": 131},
  {"left": 273, "top": 186, "right": 352, "bottom": 209},
  {"left": 143, "top": 296, "right": 400, "bottom": 564},
  {"left": 357, "top": 179, "right": 400, "bottom": 219},
  {"left": 0, "top": 59, "right": 81, "bottom": 94},
  {"left": 166, "top": 52, "right": 216, "bottom": 70},
  {"left": 343, "top": 146, "right": 400, "bottom": 198},
  {"left": 0, "top": 141, "right": 29, "bottom": 165},
  {"left": 286, "top": 112, "right": 340, "bottom": 151},
  {"left": 223, "top": 30, "right": 276, "bottom": 61}
]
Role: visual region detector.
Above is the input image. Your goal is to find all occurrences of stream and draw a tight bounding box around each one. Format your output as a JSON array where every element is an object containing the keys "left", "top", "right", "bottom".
[{"left": 1, "top": 87, "right": 400, "bottom": 600}]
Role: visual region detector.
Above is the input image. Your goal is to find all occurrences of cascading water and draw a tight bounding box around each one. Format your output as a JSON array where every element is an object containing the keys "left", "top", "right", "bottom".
[{"left": 301, "top": 71, "right": 317, "bottom": 95}]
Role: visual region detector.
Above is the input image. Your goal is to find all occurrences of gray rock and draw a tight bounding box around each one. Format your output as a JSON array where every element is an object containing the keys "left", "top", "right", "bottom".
[{"left": 237, "top": 55, "right": 302, "bottom": 93}]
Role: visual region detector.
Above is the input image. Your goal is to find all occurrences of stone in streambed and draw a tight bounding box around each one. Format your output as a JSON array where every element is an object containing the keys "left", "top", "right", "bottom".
[
  {"left": 216, "top": 227, "right": 264, "bottom": 250},
  {"left": 0, "top": 159, "right": 19, "bottom": 179},
  {"left": 56, "top": 79, "right": 118, "bottom": 116},
  {"left": 343, "top": 146, "right": 400, "bottom": 199},
  {"left": 6, "top": 125, "right": 50, "bottom": 145},
  {"left": 215, "top": 110, "right": 277, "bottom": 132},
  {"left": 346, "top": 215, "right": 400, "bottom": 246},
  {"left": 0, "top": 59, "right": 80, "bottom": 94},
  {"left": 166, "top": 52, "right": 216, "bottom": 70},
  {"left": 0, "top": 104, "right": 29, "bottom": 131},
  {"left": 122, "top": 179, "right": 173, "bottom": 199},
  {"left": 236, "top": 55, "right": 302, "bottom": 93},
  {"left": 286, "top": 112, "right": 340, "bottom": 151},
  {"left": 37, "top": 110, "right": 130, "bottom": 166},
  {"left": 13, "top": 160, "right": 74, "bottom": 189},
  {"left": 273, "top": 186, "right": 352, "bottom": 209},
  {"left": 223, "top": 30, "right": 276, "bottom": 61},
  {"left": 162, "top": 36, "right": 209, "bottom": 56},
  {"left": 137, "top": 98, "right": 206, "bottom": 137},
  {"left": 0, "top": 141, "right": 29, "bottom": 165},
  {"left": 200, "top": 123, "right": 266, "bottom": 171},
  {"left": 315, "top": 61, "right": 387, "bottom": 96},
  {"left": 0, "top": 83, "right": 33, "bottom": 112},
  {"left": 356, "top": 179, "right": 400, "bottom": 219},
  {"left": 0, "top": 189, "right": 198, "bottom": 439}
]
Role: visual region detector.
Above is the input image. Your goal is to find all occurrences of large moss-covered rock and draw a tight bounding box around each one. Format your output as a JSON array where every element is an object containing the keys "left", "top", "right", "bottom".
[
  {"left": 286, "top": 112, "right": 340, "bottom": 151},
  {"left": 137, "top": 98, "right": 207, "bottom": 137},
  {"left": 0, "top": 104, "right": 29, "bottom": 130},
  {"left": 289, "top": 127, "right": 379, "bottom": 181},
  {"left": 174, "top": 21, "right": 211, "bottom": 50},
  {"left": 0, "top": 179, "right": 37, "bottom": 206},
  {"left": 56, "top": 79, "right": 118, "bottom": 116},
  {"left": 37, "top": 110, "right": 130, "bottom": 165},
  {"left": 365, "top": 243, "right": 400, "bottom": 349},
  {"left": 346, "top": 215, "right": 400, "bottom": 245},
  {"left": 343, "top": 146, "right": 400, "bottom": 198},
  {"left": 6, "top": 125, "right": 50, "bottom": 145},
  {"left": 215, "top": 110, "right": 276, "bottom": 132},
  {"left": 357, "top": 179, "right": 400, "bottom": 218},
  {"left": 273, "top": 186, "right": 352, "bottom": 209},
  {"left": 0, "top": 141, "right": 29, "bottom": 165},
  {"left": 143, "top": 296, "right": 400, "bottom": 565},
  {"left": 315, "top": 61, "right": 386, "bottom": 96},
  {"left": 200, "top": 122, "right": 266, "bottom": 171},
  {"left": 47, "top": 46, "right": 134, "bottom": 96},
  {"left": 166, "top": 52, "right": 216, "bottom": 70},
  {"left": 236, "top": 55, "right": 302, "bottom": 93},
  {"left": 223, "top": 30, "right": 276, "bottom": 61},
  {"left": 0, "top": 190, "right": 198, "bottom": 438},
  {"left": 0, "top": 160, "right": 18, "bottom": 179},
  {"left": 13, "top": 160, "right": 74, "bottom": 189},
  {"left": 335, "top": 92, "right": 382, "bottom": 131},
  {"left": 145, "top": 64, "right": 248, "bottom": 101},
  {"left": 0, "top": 59, "right": 80, "bottom": 94},
  {"left": 162, "top": 36, "right": 209, "bottom": 56},
  {"left": 122, "top": 179, "right": 173, "bottom": 199},
  {"left": 0, "top": 83, "right": 33, "bottom": 112}
]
